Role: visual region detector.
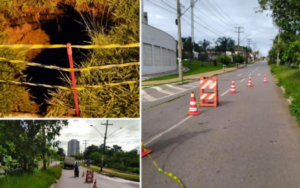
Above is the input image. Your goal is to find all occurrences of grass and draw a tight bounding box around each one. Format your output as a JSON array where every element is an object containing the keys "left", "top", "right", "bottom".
[
  {"left": 83, "top": 165, "right": 139, "bottom": 181},
  {"left": 142, "top": 79, "right": 190, "bottom": 88},
  {"left": 0, "top": 164, "right": 63, "bottom": 188},
  {"left": 143, "top": 61, "right": 235, "bottom": 82},
  {"left": 270, "top": 64, "right": 300, "bottom": 125}
]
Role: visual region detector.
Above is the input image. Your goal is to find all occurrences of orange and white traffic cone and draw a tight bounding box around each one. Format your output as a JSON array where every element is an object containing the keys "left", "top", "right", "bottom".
[
  {"left": 93, "top": 179, "right": 97, "bottom": 188},
  {"left": 141, "top": 141, "right": 152, "bottom": 158},
  {"left": 230, "top": 80, "right": 237, "bottom": 93},
  {"left": 263, "top": 74, "right": 268, "bottom": 83},
  {"left": 247, "top": 77, "right": 253, "bottom": 87},
  {"left": 188, "top": 91, "right": 200, "bottom": 115},
  {"left": 82, "top": 171, "right": 84, "bottom": 177}
]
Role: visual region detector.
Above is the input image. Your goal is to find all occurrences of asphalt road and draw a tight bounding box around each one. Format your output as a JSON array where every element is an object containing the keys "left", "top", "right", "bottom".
[
  {"left": 54, "top": 166, "right": 139, "bottom": 188},
  {"left": 142, "top": 61, "right": 300, "bottom": 188}
]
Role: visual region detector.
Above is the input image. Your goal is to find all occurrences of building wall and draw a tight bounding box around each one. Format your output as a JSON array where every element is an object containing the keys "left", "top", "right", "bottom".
[
  {"left": 142, "top": 23, "right": 177, "bottom": 75},
  {"left": 67, "top": 139, "right": 80, "bottom": 156}
]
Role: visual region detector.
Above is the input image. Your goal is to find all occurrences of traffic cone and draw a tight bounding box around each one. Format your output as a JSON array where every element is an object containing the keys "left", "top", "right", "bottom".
[
  {"left": 141, "top": 141, "right": 152, "bottom": 158},
  {"left": 247, "top": 77, "right": 253, "bottom": 87},
  {"left": 263, "top": 74, "right": 268, "bottom": 83},
  {"left": 230, "top": 80, "right": 237, "bottom": 93},
  {"left": 82, "top": 171, "right": 84, "bottom": 177},
  {"left": 188, "top": 91, "right": 200, "bottom": 115},
  {"left": 93, "top": 179, "right": 97, "bottom": 188}
]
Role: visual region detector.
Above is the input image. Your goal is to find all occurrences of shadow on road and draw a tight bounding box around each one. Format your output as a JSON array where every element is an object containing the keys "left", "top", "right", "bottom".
[{"left": 149, "top": 129, "right": 212, "bottom": 154}]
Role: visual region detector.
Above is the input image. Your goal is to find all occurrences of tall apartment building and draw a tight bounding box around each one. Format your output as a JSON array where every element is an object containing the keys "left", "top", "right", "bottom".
[{"left": 67, "top": 139, "right": 80, "bottom": 156}]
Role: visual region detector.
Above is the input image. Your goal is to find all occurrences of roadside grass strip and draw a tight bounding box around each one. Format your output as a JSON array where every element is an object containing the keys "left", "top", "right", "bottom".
[
  {"left": 0, "top": 164, "right": 63, "bottom": 188},
  {"left": 270, "top": 64, "right": 300, "bottom": 125}
]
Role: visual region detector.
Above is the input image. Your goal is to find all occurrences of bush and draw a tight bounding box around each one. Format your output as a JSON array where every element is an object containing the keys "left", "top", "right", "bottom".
[
  {"left": 233, "top": 54, "right": 245, "bottom": 63},
  {"left": 215, "top": 55, "right": 231, "bottom": 65}
]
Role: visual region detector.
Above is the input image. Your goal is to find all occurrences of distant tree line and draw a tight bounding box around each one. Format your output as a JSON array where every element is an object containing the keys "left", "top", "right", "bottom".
[{"left": 75, "top": 144, "right": 139, "bottom": 173}]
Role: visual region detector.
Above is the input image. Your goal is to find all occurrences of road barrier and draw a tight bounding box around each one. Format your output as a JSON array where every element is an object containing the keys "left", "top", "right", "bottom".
[
  {"left": 85, "top": 170, "right": 94, "bottom": 183},
  {"left": 264, "top": 74, "right": 268, "bottom": 83},
  {"left": 230, "top": 80, "right": 237, "bottom": 94},
  {"left": 199, "top": 76, "right": 219, "bottom": 107},
  {"left": 141, "top": 140, "right": 152, "bottom": 157},
  {"left": 0, "top": 42, "right": 139, "bottom": 116},
  {"left": 93, "top": 179, "right": 97, "bottom": 188}
]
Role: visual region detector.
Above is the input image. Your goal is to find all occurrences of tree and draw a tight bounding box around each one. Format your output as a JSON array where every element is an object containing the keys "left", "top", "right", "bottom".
[
  {"left": 0, "top": 120, "right": 68, "bottom": 174},
  {"left": 216, "top": 37, "right": 235, "bottom": 54},
  {"left": 182, "top": 37, "right": 196, "bottom": 65}
]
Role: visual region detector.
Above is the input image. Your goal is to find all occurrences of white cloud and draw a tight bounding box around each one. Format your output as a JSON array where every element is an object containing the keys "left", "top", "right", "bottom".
[
  {"left": 143, "top": 0, "right": 277, "bottom": 56},
  {"left": 56, "top": 119, "right": 140, "bottom": 154}
]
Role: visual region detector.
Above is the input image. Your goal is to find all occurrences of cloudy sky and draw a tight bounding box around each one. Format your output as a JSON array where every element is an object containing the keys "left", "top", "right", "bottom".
[
  {"left": 56, "top": 119, "right": 140, "bottom": 154},
  {"left": 143, "top": 0, "right": 277, "bottom": 56}
]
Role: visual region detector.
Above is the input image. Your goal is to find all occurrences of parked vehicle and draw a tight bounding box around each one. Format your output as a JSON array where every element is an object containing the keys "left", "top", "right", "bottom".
[{"left": 64, "top": 157, "right": 75, "bottom": 169}]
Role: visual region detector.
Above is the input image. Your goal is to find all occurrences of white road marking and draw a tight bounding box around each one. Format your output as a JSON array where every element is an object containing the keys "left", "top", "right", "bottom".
[
  {"left": 258, "top": 73, "right": 261, "bottom": 76},
  {"left": 221, "top": 89, "right": 230, "bottom": 96},
  {"left": 166, "top": 84, "right": 186, "bottom": 91},
  {"left": 248, "top": 73, "right": 251, "bottom": 76},
  {"left": 153, "top": 87, "right": 174, "bottom": 95},
  {"left": 144, "top": 116, "right": 193, "bottom": 146},
  {"left": 142, "top": 94, "right": 156, "bottom": 101},
  {"left": 141, "top": 90, "right": 147, "bottom": 95},
  {"left": 240, "top": 78, "right": 245, "bottom": 82},
  {"left": 237, "top": 74, "right": 242, "bottom": 77}
]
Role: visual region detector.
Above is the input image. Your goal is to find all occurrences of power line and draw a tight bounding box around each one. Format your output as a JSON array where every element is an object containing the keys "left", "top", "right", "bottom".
[
  {"left": 211, "top": 0, "right": 239, "bottom": 26},
  {"left": 205, "top": 0, "right": 235, "bottom": 27}
]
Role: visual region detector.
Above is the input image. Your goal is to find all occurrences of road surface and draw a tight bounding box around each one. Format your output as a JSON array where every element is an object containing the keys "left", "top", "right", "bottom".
[
  {"left": 142, "top": 61, "right": 300, "bottom": 188},
  {"left": 54, "top": 166, "right": 139, "bottom": 188}
]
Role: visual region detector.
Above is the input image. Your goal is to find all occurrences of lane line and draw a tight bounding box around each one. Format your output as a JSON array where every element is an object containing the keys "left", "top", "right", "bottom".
[
  {"left": 237, "top": 74, "right": 242, "bottom": 77},
  {"left": 144, "top": 116, "right": 193, "bottom": 146},
  {"left": 221, "top": 89, "right": 230, "bottom": 96},
  {"left": 240, "top": 78, "right": 245, "bottom": 82}
]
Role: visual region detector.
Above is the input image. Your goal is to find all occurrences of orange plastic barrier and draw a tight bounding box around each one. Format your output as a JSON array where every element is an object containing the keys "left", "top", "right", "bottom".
[
  {"left": 85, "top": 170, "right": 94, "bottom": 183},
  {"left": 199, "top": 76, "right": 219, "bottom": 107}
]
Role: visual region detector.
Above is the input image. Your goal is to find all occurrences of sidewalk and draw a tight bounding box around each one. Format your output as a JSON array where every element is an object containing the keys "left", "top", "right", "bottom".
[{"left": 142, "top": 64, "right": 246, "bottom": 86}]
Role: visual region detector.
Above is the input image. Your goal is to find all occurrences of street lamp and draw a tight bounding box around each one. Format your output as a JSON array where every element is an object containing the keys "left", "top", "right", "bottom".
[{"left": 90, "top": 124, "right": 122, "bottom": 173}]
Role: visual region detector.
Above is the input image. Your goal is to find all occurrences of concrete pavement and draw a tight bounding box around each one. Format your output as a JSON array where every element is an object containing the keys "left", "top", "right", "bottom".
[
  {"left": 142, "top": 61, "right": 300, "bottom": 188},
  {"left": 54, "top": 166, "right": 139, "bottom": 188}
]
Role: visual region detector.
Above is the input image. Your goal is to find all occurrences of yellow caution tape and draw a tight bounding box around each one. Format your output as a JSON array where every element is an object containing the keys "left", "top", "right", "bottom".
[
  {"left": 0, "top": 43, "right": 139, "bottom": 49},
  {"left": 0, "top": 79, "right": 139, "bottom": 91},
  {"left": 142, "top": 142, "right": 186, "bottom": 188},
  {"left": 72, "top": 43, "right": 140, "bottom": 49},
  {"left": 142, "top": 92, "right": 190, "bottom": 111},
  {"left": 0, "top": 57, "right": 139, "bottom": 72}
]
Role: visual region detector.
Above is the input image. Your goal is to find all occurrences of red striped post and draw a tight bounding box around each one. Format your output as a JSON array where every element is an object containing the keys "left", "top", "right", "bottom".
[{"left": 67, "top": 43, "right": 79, "bottom": 116}]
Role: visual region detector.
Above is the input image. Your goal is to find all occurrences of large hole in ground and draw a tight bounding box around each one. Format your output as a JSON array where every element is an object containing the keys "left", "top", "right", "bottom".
[{"left": 23, "top": 4, "right": 91, "bottom": 114}]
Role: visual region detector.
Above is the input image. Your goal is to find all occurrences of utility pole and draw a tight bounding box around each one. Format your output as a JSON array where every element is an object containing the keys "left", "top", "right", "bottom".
[
  {"left": 83, "top": 140, "right": 88, "bottom": 153},
  {"left": 191, "top": 0, "right": 194, "bottom": 44},
  {"left": 235, "top": 27, "right": 244, "bottom": 54},
  {"left": 246, "top": 38, "right": 252, "bottom": 62},
  {"left": 100, "top": 120, "right": 113, "bottom": 173},
  {"left": 277, "top": 29, "right": 281, "bottom": 67},
  {"left": 253, "top": 43, "right": 257, "bottom": 61},
  {"left": 177, "top": 0, "right": 183, "bottom": 81}
]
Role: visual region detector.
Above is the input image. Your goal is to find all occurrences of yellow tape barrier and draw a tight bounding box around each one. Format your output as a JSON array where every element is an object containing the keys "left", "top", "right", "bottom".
[
  {"left": 141, "top": 142, "right": 186, "bottom": 188},
  {"left": 0, "top": 79, "right": 139, "bottom": 91},
  {"left": 0, "top": 43, "right": 139, "bottom": 49},
  {"left": 0, "top": 57, "right": 139, "bottom": 72}
]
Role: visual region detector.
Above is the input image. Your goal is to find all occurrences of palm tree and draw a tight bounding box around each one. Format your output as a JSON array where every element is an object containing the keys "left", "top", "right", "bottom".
[
  {"left": 182, "top": 37, "right": 195, "bottom": 65},
  {"left": 197, "top": 39, "right": 211, "bottom": 66},
  {"left": 216, "top": 37, "right": 235, "bottom": 54}
]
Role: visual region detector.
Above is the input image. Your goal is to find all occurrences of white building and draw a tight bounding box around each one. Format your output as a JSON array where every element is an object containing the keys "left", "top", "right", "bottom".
[
  {"left": 142, "top": 1, "right": 177, "bottom": 75},
  {"left": 67, "top": 139, "right": 80, "bottom": 157}
]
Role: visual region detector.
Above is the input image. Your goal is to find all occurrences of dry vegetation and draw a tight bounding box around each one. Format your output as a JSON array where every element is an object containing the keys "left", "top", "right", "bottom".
[{"left": 0, "top": 0, "right": 139, "bottom": 117}]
